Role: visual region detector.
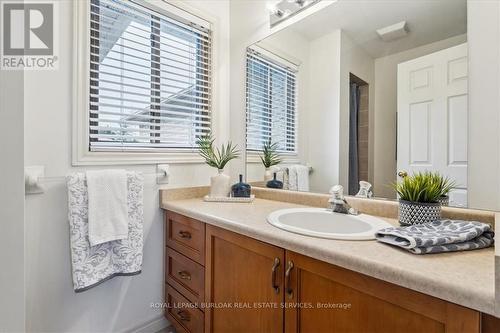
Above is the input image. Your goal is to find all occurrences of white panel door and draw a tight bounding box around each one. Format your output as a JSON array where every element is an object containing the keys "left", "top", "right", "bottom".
[{"left": 397, "top": 43, "right": 468, "bottom": 207}]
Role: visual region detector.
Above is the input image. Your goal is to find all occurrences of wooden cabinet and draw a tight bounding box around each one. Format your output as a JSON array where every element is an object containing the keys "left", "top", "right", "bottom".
[
  {"left": 166, "top": 211, "right": 205, "bottom": 265},
  {"left": 205, "top": 225, "right": 285, "bottom": 333},
  {"left": 166, "top": 247, "right": 205, "bottom": 304},
  {"left": 165, "top": 211, "right": 494, "bottom": 333},
  {"left": 284, "top": 251, "right": 480, "bottom": 333},
  {"left": 165, "top": 211, "right": 206, "bottom": 333},
  {"left": 481, "top": 314, "right": 500, "bottom": 333},
  {"left": 166, "top": 285, "right": 205, "bottom": 333}
]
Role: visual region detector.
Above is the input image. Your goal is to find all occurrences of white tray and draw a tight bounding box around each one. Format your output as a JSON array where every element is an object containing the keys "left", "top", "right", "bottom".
[{"left": 203, "top": 195, "right": 255, "bottom": 203}]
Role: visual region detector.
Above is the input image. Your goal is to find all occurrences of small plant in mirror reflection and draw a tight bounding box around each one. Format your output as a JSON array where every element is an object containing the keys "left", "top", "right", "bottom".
[
  {"left": 393, "top": 171, "right": 454, "bottom": 203},
  {"left": 260, "top": 140, "right": 282, "bottom": 168},
  {"left": 196, "top": 132, "right": 240, "bottom": 170}
]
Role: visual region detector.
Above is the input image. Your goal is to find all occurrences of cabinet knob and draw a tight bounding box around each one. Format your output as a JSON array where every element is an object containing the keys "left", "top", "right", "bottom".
[
  {"left": 178, "top": 230, "right": 192, "bottom": 239},
  {"left": 271, "top": 257, "right": 280, "bottom": 294},
  {"left": 177, "top": 270, "right": 192, "bottom": 280},
  {"left": 176, "top": 310, "right": 191, "bottom": 322}
]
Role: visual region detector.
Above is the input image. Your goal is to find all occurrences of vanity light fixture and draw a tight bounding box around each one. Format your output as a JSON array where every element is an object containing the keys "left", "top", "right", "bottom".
[{"left": 269, "top": 0, "right": 320, "bottom": 27}]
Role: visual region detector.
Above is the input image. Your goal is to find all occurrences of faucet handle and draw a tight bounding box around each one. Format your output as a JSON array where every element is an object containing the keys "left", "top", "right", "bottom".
[
  {"left": 356, "top": 181, "right": 373, "bottom": 198},
  {"left": 329, "top": 185, "right": 344, "bottom": 203},
  {"left": 329, "top": 185, "right": 344, "bottom": 196}
]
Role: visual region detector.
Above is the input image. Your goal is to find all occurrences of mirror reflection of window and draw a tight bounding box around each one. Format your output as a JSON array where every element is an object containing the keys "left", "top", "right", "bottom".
[{"left": 245, "top": 47, "right": 298, "bottom": 154}]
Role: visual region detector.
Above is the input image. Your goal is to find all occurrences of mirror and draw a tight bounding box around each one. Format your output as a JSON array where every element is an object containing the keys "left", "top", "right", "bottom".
[{"left": 245, "top": 0, "right": 468, "bottom": 207}]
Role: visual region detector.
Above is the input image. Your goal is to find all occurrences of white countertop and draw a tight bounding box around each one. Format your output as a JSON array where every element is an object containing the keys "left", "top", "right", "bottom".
[{"left": 161, "top": 197, "right": 496, "bottom": 316}]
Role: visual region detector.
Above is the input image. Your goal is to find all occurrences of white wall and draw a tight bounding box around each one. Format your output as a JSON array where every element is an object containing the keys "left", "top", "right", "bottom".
[
  {"left": 339, "top": 31, "right": 375, "bottom": 192},
  {"left": 373, "top": 34, "right": 467, "bottom": 199},
  {"left": 467, "top": 0, "right": 500, "bottom": 210},
  {"left": 23, "top": 1, "right": 229, "bottom": 332},
  {"left": 0, "top": 1, "right": 25, "bottom": 329},
  {"left": 306, "top": 30, "right": 342, "bottom": 193}
]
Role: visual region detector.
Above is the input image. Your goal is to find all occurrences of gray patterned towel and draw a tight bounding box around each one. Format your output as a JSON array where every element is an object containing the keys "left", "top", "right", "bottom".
[
  {"left": 375, "top": 220, "right": 494, "bottom": 254},
  {"left": 67, "top": 172, "right": 144, "bottom": 292}
]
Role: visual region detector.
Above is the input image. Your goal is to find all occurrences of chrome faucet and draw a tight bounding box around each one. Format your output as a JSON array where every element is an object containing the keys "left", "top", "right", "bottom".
[
  {"left": 355, "top": 181, "right": 373, "bottom": 198},
  {"left": 328, "top": 185, "right": 359, "bottom": 215}
]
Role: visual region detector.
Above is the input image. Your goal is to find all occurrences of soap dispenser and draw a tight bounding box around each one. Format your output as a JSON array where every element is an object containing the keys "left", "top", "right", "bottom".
[
  {"left": 266, "top": 173, "right": 284, "bottom": 189},
  {"left": 231, "top": 174, "right": 251, "bottom": 197}
]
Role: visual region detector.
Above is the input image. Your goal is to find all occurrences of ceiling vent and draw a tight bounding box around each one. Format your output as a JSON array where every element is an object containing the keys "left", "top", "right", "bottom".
[{"left": 376, "top": 21, "right": 408, "bottom": 42}]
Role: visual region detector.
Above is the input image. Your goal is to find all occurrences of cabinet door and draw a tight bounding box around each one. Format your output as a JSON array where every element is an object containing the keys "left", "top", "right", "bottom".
[
  {"left": 284, "top": 251, "right": 480, "bottom": 333},
  {"left": 205, "top": 225, "right": 285, "bottom": 333}
]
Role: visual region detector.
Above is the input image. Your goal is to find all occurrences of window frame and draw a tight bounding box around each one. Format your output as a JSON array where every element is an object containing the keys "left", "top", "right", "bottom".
[
  {"left": 245, "top": 46, "right": 299, "bottom": 163},
  {"left": 73, "top": 0, "right": 220, "bottom": 165}
]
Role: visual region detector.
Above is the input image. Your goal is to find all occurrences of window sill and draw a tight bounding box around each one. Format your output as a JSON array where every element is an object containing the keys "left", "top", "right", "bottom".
[{"left": 246, "top": 152, "right": 301, "bottom": 165}]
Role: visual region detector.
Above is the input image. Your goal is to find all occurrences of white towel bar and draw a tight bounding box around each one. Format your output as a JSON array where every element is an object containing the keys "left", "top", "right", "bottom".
[
  {"left": 36, "top": 171, "right": 167, "bottom": 182},
  {"left": 25, "top": 164, "right": 170, "bottom": 195},
  {"left": 275, "top": 165, "right": 313, "bottom": 174}
]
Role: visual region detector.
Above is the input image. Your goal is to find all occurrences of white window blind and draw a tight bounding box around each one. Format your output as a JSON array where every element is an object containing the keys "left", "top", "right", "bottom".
[
  {"left": 89, "top": 0, "right": 212, "bottom": 152},
  {"left": 246, "top": 48, "right": 297, "bottom": 153}
]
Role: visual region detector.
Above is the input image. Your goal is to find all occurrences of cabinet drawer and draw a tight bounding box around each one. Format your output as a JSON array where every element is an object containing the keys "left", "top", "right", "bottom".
[
  {"left": 166, "top": 211, "right": 205, "bottom": 265},
  {"left": 166, "top": 247, "right": 205, "bottom": 305},
  {"left": 165, "top": 284, "right": 204, "bottom": 333}
]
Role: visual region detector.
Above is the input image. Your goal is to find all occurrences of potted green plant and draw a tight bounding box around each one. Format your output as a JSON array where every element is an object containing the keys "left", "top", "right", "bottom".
[
  {"left": 260, "top": 140, "right": 282, "bottom": 181},
  {"left": 430, "top": 173, "right": 456, "bottom": 206},
  {"left": 393, "top": 171, "right": 444, "bottom": 225},
  {"left": 197, "top": 133, "right": 240, "bottom": 198}
]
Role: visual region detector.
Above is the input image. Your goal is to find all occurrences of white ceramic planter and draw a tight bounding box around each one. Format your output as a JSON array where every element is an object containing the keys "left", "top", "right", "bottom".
[
  {"left": 264, "top": 168, "right": 273, "bottom": 182},
  {"left": 210, "top": 169, "right": 231, "bottom": 198}
]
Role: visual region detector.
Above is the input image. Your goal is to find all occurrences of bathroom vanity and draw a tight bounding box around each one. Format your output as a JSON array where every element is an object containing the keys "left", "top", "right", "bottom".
[{"left": 161, "top": 188, "right": 499, "bottom": 333}]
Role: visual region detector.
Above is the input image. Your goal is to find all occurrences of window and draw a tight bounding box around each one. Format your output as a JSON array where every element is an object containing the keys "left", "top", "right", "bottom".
[
  {"left": 245, "top": 47, "right": 297, "bottom": 153},
  {"left": 88, "top": 0, "right": 212, "bottom": 152}
]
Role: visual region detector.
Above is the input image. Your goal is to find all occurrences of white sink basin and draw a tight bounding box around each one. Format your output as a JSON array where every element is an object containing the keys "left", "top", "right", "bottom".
[{"left": 267, "top": 208, "right": 393, "bottom": 240}]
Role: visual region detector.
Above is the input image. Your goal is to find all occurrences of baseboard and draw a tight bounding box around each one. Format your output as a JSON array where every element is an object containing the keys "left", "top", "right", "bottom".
[{"left": 127, "top": 315, "right": 170, "bottom": 333}]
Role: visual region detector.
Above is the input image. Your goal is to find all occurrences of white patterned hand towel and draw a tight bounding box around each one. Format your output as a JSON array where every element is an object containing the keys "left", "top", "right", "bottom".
[
  {"left": 67, "top": 172, "right": 143, "bottom": 292},
  {"left": 375, "top": 220, "right": 494, "bottom": 254},
  {"left": 86, "top": 169, "right": 128, "bottom": 246},
  {"left": 288, "top": 165, "right": 309, "bottom": 192}
]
